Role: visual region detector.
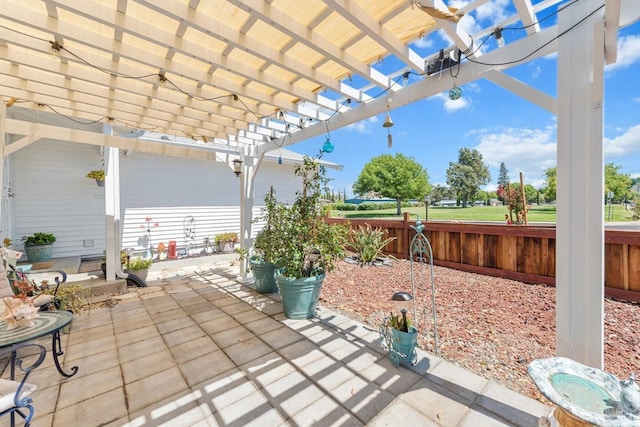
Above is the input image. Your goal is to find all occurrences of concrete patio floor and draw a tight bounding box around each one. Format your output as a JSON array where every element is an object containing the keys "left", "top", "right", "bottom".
[{"left": 4, "top": 257, "right": 554, "bottom": 426}]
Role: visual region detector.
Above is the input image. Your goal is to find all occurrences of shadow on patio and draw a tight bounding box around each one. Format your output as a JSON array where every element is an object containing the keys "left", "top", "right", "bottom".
[{"left": 2, "top": 259, "right": 553, "bottom": 426}]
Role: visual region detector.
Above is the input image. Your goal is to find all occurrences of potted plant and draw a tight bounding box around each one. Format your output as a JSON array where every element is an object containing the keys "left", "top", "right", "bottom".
[
  {"left": 268, "top": 155, "right": 348, "bottom": 319},
  {"left": 126, "top": 257, "right": 153, "bottom": 281},
  {"left": 21, "top": 232, "right": 56, "bottom": 263},
  {"left": 214, "top": 232, "right": 238, "bottom": 253},
  {"left": 86, "top": 169, "right": 106, "bottom": 186},
  {"left": 248, "top": 189, "right": 284, "bottom": 294},
  {"left": 380, "top": 292, "right": 418, "bottom": 366}
]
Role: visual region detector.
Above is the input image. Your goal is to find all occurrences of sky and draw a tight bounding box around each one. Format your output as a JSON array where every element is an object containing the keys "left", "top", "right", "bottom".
[{"left": 289, "top": 1, "right": 640, "bottom": 198}]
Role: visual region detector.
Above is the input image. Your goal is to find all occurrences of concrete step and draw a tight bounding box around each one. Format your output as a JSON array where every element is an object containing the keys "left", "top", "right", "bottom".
[{"left": 66, "top": 278, "right": 128, "bottom": 296}]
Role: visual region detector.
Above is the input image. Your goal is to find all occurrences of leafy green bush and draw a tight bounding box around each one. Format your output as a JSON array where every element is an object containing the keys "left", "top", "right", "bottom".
[
  {"left": 350, "top": 223, "right": 396, "bottom": 265},
  {"left": 22, "top": 232, "right": 56, "bottom": 246},
  {"left": 127, "top": 257, "right": 153, "bottom": 270},
  {"left": 334, "top": 203, "right": 357, "bottom": 211}
]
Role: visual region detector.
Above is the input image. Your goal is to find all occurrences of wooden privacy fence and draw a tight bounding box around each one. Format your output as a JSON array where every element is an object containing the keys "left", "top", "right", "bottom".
[{"left": 327, "top": 213, "right": 640, "bottom": 303}]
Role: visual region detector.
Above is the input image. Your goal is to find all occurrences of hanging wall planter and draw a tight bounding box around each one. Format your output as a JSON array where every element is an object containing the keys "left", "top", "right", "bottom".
[{"left": 86, "top": 169, "right": 105, "bottom": 186}]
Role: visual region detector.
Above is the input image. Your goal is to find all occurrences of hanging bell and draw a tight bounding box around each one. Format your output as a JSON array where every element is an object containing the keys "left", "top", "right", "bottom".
[{"left": 383, "top": 111, "right": 394, "bottom": 128}]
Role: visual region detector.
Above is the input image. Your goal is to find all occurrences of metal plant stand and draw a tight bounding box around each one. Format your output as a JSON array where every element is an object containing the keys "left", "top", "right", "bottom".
[
  {"left": 378, "top": 216, "right": 439, "bottom": 367},
  {"left": 409, "top": 217, "right": 439, "bottom": 355},
  {"left": 379, "top": 321, "right": 418, "bottom": 367}
]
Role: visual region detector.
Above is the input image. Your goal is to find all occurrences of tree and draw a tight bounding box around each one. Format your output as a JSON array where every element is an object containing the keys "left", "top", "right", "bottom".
[
  {"left": 430, "top": 185, "right": 456, "bottom": 204},
  {"left": 542, "top": 167, "right": 557, "bottom": 203},
  {"left": 497, "top": 162, "right": 510, "bottom": 204},
  {"left": 446, "top": 148, "right": 490, "bottom": 207},
  {"left": 605, "top": 163, "right": 631, "bottom": 202},
  {"left": 353, "top": 154, "right": 430, "bottom": 215}
]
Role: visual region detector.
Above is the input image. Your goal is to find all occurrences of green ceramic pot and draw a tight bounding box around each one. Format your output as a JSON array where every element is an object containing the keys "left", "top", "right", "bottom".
[
  {"left": 24, "top": 244, "right": 53, "bottom": 263},
  {"left": 250, "top": 257, "right": 278, "bottom": 294},
  {"left": 391, "top": 326, "right": 418, "bottom": 356},
  {"left": 275, "top": 271, "right": 325, "bottom": 319}
]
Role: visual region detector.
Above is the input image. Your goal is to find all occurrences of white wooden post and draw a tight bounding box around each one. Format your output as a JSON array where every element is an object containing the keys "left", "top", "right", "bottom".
[
  {"left": 556, "top": 0, "right": 605, "bottom": 368},
  {"left": 102, "top": 124, "right": 121, "bottom": 281}
]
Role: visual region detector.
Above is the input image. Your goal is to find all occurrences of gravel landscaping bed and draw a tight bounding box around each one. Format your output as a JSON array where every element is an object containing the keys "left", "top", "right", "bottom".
[{"left": 319, "top": 257, "right": 640, "bottom": 401}]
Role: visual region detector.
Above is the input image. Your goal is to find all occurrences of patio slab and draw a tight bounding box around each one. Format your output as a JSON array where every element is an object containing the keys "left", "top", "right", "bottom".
[{"left": 1, "top": 257, "right": 554, "bottom": 426}]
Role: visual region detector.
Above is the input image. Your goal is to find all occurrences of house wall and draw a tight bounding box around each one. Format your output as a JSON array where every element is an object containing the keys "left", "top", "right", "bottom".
[{"left": 11, "top": 140, "right": 302, "bottom": 259}]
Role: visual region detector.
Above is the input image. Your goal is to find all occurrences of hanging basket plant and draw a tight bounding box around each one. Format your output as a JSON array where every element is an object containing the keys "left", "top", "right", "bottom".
[{"left": 86, "top": 169, "right": 105, "bottom": 186}]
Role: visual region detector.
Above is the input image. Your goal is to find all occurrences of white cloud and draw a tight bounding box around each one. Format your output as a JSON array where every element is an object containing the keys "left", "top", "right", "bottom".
[
  {"left": 433, "top": 92, "right": 471, "bottom": 112},
  {"left": 604, "top": 124, "right": 640, "bottom": 157},
  {"left": 472, "top": 126, "right": 557, "bottom": 185},
  {"left": 413, "top": 37, "right": 433, "bottom": 49},
  {"left": 606, "top": 35, "right": 640, "bottom": 73},
  {"left": 345, "top": 116, "right": 378, "bottom": 133},
  {"left": 474, "top": 0, "right": 511, "bottom": 23}
]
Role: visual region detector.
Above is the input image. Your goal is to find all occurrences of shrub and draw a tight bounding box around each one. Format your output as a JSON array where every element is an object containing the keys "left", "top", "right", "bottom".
[
  {"left": 350, "top": 223, "right": 396, "bottom": 265},
  {"left": 334, "top": 203, "right": 357, "bottom": 211},
  {"left": 127, "top": 257, "right": 153, "bottom": 270},
  {"left": 22, "top": 232, "right": 56, "bottom": 246}
]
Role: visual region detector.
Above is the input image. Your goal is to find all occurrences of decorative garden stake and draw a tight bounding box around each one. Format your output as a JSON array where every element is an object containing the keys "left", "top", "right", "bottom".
[{"left": 410, "top": 216, "right": 439, "bottom": 355}]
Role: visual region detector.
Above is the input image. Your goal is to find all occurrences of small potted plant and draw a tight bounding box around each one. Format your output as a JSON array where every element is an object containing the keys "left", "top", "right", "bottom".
[
  {"left": 86, "top": 169, "right": 106, "bottom": 186},
  {"left": 380, "top": 291, "right": 418, "bottom": 366},
  {"left": 214, "top": 232, "right": 238, "bottom": 253},
  {"left": 126, "top": 257, "right": 153, "bottom": 281},
  {"left": 22, "top": 232, "right": 56, "bottom": 263}
]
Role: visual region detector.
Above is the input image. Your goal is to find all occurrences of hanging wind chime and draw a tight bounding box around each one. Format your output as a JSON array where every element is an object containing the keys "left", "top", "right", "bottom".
[{"left": 383, "top": 99, "right": 394, "bottom": 148}]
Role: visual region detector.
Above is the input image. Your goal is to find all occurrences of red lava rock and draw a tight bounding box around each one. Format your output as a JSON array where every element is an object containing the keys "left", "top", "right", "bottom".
[{"left": 320, "top": 258, "right": 640, "bottom": 402}]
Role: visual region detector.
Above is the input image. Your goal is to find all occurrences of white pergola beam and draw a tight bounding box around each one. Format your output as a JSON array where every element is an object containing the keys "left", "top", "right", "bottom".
[
  {"left": 4, "top": 119, "right": 224, "bottom": 161},
  {"left": 556, "top": 0, "right": 605, "bottom": 368},
  {"left": 483, "top": 70, "right": 557, "bottom": 114},
  {"left": 260, "top": 23, "right": 560, "bottom": 154},
  {"left": 323, "top": 0, "right": 425, "bottom": 73}
]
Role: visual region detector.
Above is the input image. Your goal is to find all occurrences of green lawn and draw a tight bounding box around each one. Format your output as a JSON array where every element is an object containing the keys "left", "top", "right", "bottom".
[{"left": 330, "top": 204, "right": 636, "bottom": 223}]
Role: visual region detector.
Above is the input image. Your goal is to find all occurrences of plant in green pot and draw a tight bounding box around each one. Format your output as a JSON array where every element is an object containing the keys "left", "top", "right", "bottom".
[
  {"left": 21, "top": 232, "right": 56, "bottom": 263},
  {"left": 248, "top": 188, "right": 286, "bottom": 294},
  {"left": 269, "top": 155, "right": 348, "bottom": 319},
  {"left": 380, "top": 291, "right": 418, "bottom": 367}
]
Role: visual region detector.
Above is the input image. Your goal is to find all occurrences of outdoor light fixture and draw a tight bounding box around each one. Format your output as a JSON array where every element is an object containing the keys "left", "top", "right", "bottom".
[
  {"left": 494, "top": 27, "right": 505, "bottom": 47},
  {"left": 383, "top": 99, "right": 394, "bottom": 148},
  {"left": 232, "top": 159, "right": 242, "bottom": 177},
  {"left": 391, "top": 291, "right": 413, "bottom": 314}
]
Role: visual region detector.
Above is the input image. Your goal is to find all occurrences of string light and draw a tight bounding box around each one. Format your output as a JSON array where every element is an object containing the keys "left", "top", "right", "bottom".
[
  {"left": 50, "top": 40, "right": 62, "bottom": 60},
  {"left": 493, "top": 28, "right": 505, "bottom": 47}
]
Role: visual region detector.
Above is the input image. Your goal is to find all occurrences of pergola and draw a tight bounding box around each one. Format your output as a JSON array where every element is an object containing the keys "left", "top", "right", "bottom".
[{"left": 1, "top": 0, "right": 639, "bottom": 368}]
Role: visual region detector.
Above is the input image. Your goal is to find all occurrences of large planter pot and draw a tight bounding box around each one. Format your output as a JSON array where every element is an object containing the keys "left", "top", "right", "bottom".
[
  {"left": 24, "top": 244, "right": 53, "bottom": 263},
  {"left": 217, "top": 241, "right": 235, "bottom": 253},
  {"left": 126, "top": 269, "right": 148, "bottom": 281},
  {"left": 250, "top": 258, "right": 278, "bottom": 294},
  {"left": 275, "top": 271, "right": 325, "bottom": 319}
]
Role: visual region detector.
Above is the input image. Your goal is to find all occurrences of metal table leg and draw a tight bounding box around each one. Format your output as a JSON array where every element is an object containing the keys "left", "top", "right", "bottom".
[{"left": 51, "top": 330, "right": 78, "bottom": 377}]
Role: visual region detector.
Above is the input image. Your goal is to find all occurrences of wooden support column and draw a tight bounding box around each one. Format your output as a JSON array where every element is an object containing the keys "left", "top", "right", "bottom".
[{"left": 556, "top": 0, "right": 605, "bottom": 368}]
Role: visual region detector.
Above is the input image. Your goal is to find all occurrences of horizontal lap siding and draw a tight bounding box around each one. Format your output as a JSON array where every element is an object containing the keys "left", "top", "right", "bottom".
[{"left": 12, "top": 141, "right": 301, "bottom": 258}]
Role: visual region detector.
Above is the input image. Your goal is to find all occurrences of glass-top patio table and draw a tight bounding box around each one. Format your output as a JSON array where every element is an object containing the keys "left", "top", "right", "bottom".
[{"left": 0, "top": 310, "right": 78, "bottom": 378}]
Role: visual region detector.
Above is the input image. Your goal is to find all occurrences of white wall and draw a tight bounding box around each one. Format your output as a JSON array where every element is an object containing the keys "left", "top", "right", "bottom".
[{"left": 10, "top": 140, "right": 303, "bottom": 259}]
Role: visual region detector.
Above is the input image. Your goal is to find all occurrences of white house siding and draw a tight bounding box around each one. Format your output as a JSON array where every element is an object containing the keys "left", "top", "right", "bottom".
[
  {"left": 10, "top": 140, "right": 303, "bottom": 259},
  {"left": 13, "top": 140, "right": 106, "bottom": 259}
]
